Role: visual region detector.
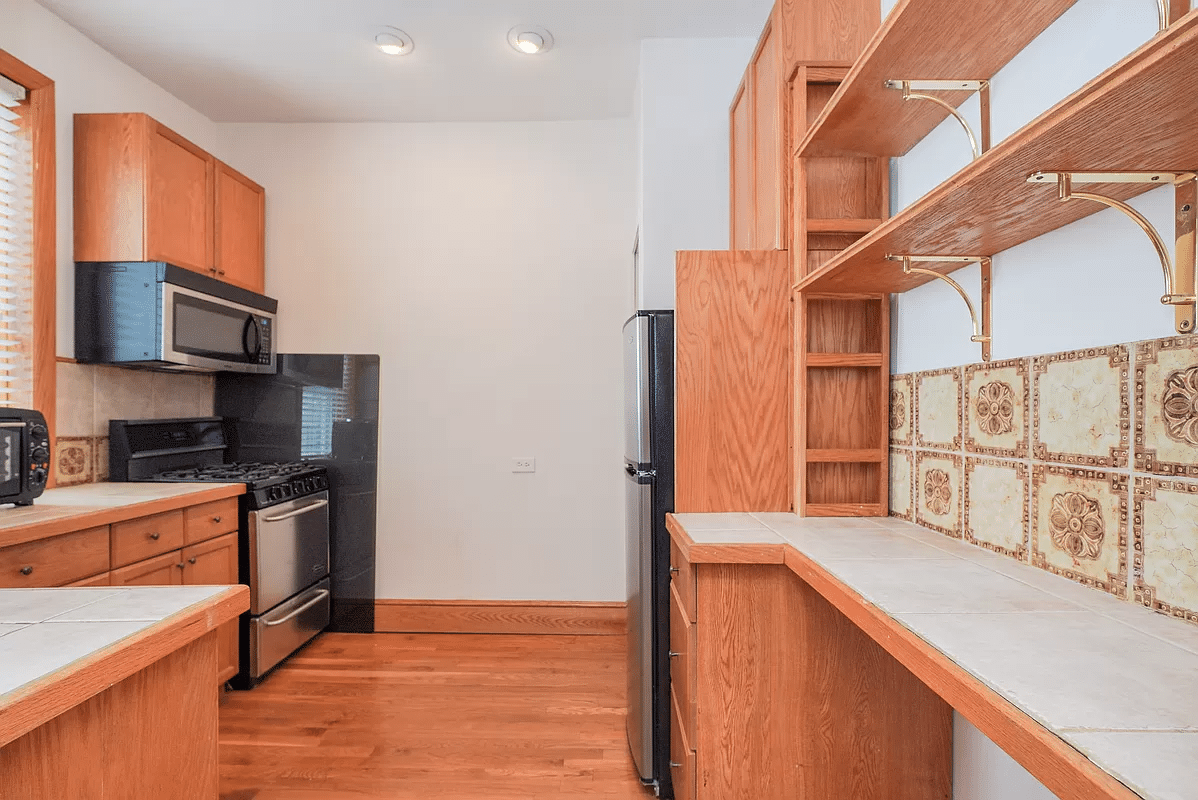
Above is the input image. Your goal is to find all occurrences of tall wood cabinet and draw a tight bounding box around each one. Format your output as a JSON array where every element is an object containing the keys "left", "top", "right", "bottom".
[
  {"left": 75, "top": 113, "right": 266, "bottom": 294},
  {"left": 729, "top": 0, "right": 880, "bottom": 251}
]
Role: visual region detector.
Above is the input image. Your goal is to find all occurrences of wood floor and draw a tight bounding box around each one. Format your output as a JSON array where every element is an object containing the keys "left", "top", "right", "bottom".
[{"left": 218, "top": 632, "right": 655, "bottom": 799}]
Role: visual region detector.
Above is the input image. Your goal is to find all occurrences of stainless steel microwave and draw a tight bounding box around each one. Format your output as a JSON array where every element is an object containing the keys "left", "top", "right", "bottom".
[{"left": 75, "top": 262, "right": 277, "bottom": 374}]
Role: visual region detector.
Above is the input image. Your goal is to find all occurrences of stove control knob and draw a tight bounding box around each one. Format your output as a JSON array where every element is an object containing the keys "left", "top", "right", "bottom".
[{"left": 31, "top": 446, "right": 48, "bottom": 463}]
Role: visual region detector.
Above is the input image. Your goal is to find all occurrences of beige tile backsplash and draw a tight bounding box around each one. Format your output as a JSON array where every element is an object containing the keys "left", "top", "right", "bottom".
[
  {"left": 54, "top": 361, "right": 214, "bottom": 486},
  {"left": 891, "top": 333, "right": 1198, "bottom": 625}
]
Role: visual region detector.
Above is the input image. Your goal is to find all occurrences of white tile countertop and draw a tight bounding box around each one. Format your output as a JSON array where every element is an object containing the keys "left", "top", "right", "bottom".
[
  {"left": 668, "top": 512, "right": 1198, "bottom": 800},
  {"left": 0, "top": 585, "right": 248, "bottom": 746}
]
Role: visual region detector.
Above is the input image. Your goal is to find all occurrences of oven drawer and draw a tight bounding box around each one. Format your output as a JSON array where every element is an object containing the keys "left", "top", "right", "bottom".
[
  {"left": 248, "top": 490, "right": 330, "bottom": 614},
  {"left": 248, "top": 577, "right": 329, "bottom": 679}
]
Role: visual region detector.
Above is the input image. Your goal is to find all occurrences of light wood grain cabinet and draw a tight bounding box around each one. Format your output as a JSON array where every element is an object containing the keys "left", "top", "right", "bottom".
[
  {"left": 75, "top": 113, "right": 266, "bottom": 293},
  {"left": 0, "top": 527, "right": 109, "bottom": 588},
  {"left": 669, "top": 542, "right": 951, "bottom": 799},
  {"left": 182, "top": 532, "right": 240, "bottom": 682}
]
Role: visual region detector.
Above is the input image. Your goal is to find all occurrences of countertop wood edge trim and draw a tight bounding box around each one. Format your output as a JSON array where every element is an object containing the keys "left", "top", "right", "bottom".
[
  {"left": 664, "top": 514, "right": 786, "bottom": 564},
  {"left": 0, "top": 584, "right": 249, "bottom": 747},
  {"left": 0, "top": 484, "right": 245, "bottom": 549},
  {"left": 780, "top": 547, "right": 1140, "bottom": 800}
]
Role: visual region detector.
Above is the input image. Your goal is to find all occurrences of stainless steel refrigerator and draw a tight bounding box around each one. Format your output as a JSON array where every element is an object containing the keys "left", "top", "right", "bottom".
[{"left": 623, "top": 311, "right": 674, "bottom": 795}]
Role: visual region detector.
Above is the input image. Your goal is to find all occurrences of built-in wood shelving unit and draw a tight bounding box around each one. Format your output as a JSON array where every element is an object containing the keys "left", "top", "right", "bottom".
[
  {"left": 796, "top": 10, "right": 1198, "bottom": 296},
  {"left": 797, "top": 0, "right": 1081, "bottom": 159}
]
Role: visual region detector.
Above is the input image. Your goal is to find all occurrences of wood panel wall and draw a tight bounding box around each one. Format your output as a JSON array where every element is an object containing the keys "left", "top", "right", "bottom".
[{"left": 675, "top": 250, "right": 792, "bottom": 512}]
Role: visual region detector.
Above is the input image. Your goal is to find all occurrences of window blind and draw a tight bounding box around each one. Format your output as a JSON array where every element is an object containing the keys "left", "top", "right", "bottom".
[
  {"left": 0, "top": 74, "right": 33, "bottom": 409},
  {"left": 300, "top": 359, "right": 351, "bottom": 458}
]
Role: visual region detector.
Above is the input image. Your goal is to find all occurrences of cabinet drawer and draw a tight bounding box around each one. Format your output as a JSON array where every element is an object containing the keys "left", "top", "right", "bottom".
[
  {"left": 183, "top": 498, "right": 238, "bottom": 544},
  {"left": 111, "top": 510, "right": 184, "bottom": 568},
  {"left": 670, "top": 686, "right": 696, "bottom": 800},
  {"left": 670, "top": 536, "right": 696, "bottom": 623},
  {"left": 0, "top": 527, "right": 110, "bottom": 587},
  {"left": 669, "top": 580, "right": 696, "bottom": 745}
]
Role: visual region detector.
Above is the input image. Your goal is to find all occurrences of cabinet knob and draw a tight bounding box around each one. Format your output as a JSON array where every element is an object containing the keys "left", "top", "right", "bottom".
[
  {"left": 669, "top": 761, "right": 682, "bottom": 769},
  {"left": 188, "top": 557, "right": 197, "bottom": 565},
  {"left": 212, "top": 516, "right": 221, "bottom": 523},
  {"left": 19, "top": 565, "right": 32, "bottom": 576},
  {"left": 669, "top": 566, "right": 679, "bottom": 576},
  {"left": 176, "top": 562, "right": 186, "bottom": 570},
  {"left": 149, "top": 532, "right": 161, "bottom": 541}
]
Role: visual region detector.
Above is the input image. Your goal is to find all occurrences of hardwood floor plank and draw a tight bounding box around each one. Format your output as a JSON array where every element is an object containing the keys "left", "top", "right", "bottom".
[{"left": 219, "top": 633, "right": 652, "bottom": 800}]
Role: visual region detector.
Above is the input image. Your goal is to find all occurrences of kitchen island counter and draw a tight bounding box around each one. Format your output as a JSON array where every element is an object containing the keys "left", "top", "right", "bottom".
[{"left": 0, "top": 585, "right": 248, "bottom": 798}]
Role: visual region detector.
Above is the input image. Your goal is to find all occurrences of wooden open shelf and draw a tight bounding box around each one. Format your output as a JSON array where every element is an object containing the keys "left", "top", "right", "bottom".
[
  {"left": 796, "top": 12, "right": 1198, "bottom": 295},
  {"left": 797, "top": 0, "right": 1080, "bottom": 158}
]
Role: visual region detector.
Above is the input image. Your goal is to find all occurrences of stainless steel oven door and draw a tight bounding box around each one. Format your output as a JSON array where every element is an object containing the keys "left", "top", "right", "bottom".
[
  {"left": 247, "top": 490, "right": 330, "bottom": 614},
  {"left": 249, "top": 576, "right": 330, "bottom": 679}
]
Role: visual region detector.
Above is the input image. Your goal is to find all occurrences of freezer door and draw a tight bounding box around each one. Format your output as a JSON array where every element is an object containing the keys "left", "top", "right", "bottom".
[
  {"left": 625, "top": 463, "right": 654, "bottom": 782},
  {"left": 623, "top": 315, "right": 652, "bottom": 467}
]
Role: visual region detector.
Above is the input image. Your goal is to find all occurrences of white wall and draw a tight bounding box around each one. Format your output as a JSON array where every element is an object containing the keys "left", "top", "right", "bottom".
[
  {"left": 635, "top": 37, "right": 757, "bottom": 309},
  {"left": 887, "top": 1, "right": 1175, "bottom": 797},
  {"left": 220, "top": 120, "right": 635, "bottom": 601},
  {"left": 0, "top": 0, "right": 229, "bottom": 357}
]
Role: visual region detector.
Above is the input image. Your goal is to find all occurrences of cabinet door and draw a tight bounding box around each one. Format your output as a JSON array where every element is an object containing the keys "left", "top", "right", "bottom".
[
  {"left": 145, "top": 121, "right": 214, "bottom": 274},
  {"left": 752, "top": 23, "right": 779, "bottom": 250},
  {"left": 182, "top": 532, "right": 240, "bottom": 683},
  {"left": 730, "top": 82, "right": 754, "bottom": 249},
  {"left": 215, "top": 162, "right": 266, "bottom": 293},
  {"left": 110, "top": 551, "right": 185, "bottom": 586}
]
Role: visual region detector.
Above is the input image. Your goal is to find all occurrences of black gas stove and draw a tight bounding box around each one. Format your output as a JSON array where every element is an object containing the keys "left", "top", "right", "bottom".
[
  {"left": 151, "top": 461, "right": 328, "bottom": 510},
  {"left": 108, "top": 417, "right": 327, "bottom": 509}
]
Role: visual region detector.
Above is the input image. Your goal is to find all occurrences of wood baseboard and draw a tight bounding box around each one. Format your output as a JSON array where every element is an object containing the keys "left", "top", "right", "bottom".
[{"left": 374, "top": 600, "right": 626, "bottom": 636}]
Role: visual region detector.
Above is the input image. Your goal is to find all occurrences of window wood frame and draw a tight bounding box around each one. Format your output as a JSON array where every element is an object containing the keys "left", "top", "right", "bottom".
[{"left": 0, "top": 50, "right": 56, "bottom": 483}]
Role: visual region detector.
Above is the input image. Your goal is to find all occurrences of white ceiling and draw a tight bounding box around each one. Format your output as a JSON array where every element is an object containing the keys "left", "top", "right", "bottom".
[{"left": 35, "top": 0, "right": 774, "bottom": 122}]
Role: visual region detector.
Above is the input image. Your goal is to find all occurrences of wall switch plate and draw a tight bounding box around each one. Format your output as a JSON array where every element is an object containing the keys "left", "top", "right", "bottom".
[{"left": 512, "top": 457, "right": 536, "bottom": 473}]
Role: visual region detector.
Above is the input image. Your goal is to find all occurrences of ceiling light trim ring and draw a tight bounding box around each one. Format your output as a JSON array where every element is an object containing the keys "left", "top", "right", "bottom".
[
  {"left": 507, "top": 25, "right": 554, "bottom": 55},
  {"left": 375, "top": 26, "right": 414, "bottom": 56}
]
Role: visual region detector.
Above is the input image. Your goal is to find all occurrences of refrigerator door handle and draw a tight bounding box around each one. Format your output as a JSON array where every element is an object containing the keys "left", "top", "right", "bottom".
[{"left": 625, "top": 464, "right": 656, "bottom": 480}]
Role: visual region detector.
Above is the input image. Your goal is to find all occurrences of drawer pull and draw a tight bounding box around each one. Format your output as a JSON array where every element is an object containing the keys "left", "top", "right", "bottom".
[
  {"left": 176, "top": 562, "right": 186, "bottom": 570},
  {"left": 669, "top": 761, "right": 682, "bottom": 769},
  {"left": 149, "top": 532, "right": 161, "bottom": 540},
  {"left": 669, "top": 566, "right": 679, "bottom": 576},
  {"left": 188, "top": 557, "right": 197, "bottom": 565},
  {"left": 19, "top": 565, "right": 32, "bottom": 576},
  {"left": 212, "top": 516, "right": 221, "bottom": 523},
  {"left": 668, "top": 651, "right": 680, "bottom": 658}
]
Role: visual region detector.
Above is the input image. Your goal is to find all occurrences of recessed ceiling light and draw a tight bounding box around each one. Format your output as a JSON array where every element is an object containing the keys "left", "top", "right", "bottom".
[
  {"left": 507, "top": 26, "right": 554, "bottom": 55},
  {"left": 375, "top": 27, "right": 413, "bottom": 56}
]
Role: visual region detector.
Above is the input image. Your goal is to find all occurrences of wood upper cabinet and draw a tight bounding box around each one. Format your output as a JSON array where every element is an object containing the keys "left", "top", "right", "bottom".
[
  {"left": 215, "top": 161, "right": 266, "bottom": 293},
  {"left": 75, "top": 113, "right": 266, "bottom": 293},
  {"left": 730, "top": 83, "right": 754, "bottom": 250},
  {"left": 752, "top": 22, "right": 780, "bottom": 250}
]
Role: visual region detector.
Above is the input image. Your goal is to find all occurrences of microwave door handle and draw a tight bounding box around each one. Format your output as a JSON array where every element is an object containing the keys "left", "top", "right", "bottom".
[{"left": 242, "top": 315, "right": 262, "bottom": 361}]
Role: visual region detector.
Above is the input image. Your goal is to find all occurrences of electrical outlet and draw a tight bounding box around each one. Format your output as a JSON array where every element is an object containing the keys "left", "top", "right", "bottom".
[{"left": 512, "top": 457, "right": 536, "bottom": 473}]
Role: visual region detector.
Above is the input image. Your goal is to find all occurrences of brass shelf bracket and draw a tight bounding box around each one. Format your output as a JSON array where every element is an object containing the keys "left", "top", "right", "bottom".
[
  {"left": 887, "top": 255, "right": 993, "bottom": 361},
  {"left": 1027, "top": 171, "right": 1198, "bottom": 333},
  {"left": 883, "top": 80, "right": 991, "bottom": 160}
]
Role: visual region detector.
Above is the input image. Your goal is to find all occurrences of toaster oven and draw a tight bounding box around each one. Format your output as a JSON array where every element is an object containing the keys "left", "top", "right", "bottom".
[{"left": 0, "top": 408, "right": 49, "bottom": 505}]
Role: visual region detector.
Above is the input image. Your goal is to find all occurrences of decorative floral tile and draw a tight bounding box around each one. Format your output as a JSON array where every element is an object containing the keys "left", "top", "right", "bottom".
[
  {"left": 1033, "top": 345, "right": 1129, "bottom": 468},
  {"left": 54, "top": 437, "right": 93, "bottom": 487},
  {"left": 889, "top": 374, "right": 913, "bottom": 446},
  {"left": 889, "top": 449, "right": 913, "bottom": 521},
  {"left": 1031, "top": 464, "right": 1129, "bottom": 598},
  {"left": 1133, "top": 477, "right": 1198, "bottom": 624},
  {"left": 915, "top": 368, "right": 961, "bottom": 451},
  {"left": 1135, "top": 336, "right": 1198, "bottom": 478},
  {"left": 964, "top": 359, "right": 1029, "bottom": 459},
  {"left": 965, "top": 458, "right": 1029, "bottom": 561},
  {"left": 915, "top": 451, "right": 962, "bottom": 537}
]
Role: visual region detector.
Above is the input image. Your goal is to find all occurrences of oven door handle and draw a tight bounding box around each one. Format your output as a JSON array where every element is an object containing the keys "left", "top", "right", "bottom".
[
  {"left": 262, "top": 589, "right": 329, "bottom": 627},
  {"left": 260, "top": 498, "right": 329, "bottom": 523}
]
